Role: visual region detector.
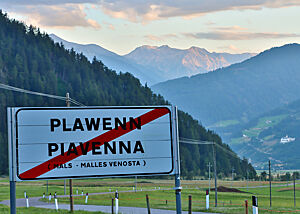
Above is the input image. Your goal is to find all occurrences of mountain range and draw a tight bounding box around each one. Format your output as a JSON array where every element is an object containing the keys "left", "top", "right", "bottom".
[
  {"left": 50, "top": 34, "right": 254, "bottom": 85},
  {"left": 153, "top": 43, "right": 300, "bottom": 168},
  {"left": 50, "top": 33, "right": 300, "bottom": 169},
  {"left": 49, "top": 34, "right": 160, "bottom": 85},
  {"left": 153, "top": 44, "right": 300, "bottom": 126},
  {"left": 125, "top": 45, "right": 255, "bottom": 81}
]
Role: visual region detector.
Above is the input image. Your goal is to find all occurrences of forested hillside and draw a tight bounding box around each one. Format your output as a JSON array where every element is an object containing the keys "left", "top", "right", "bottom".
[
  {"left": 230, "top": 98, "right": 300, "bottom": 169},
  {"left": 49, "top": 34, "right": 161, "bottom": 85},
  {"left": 153, "top": 43, "right": 300, "bottom": 128},
  {"left": 0, "top": 11, "right": 255, "bottom": 178}
]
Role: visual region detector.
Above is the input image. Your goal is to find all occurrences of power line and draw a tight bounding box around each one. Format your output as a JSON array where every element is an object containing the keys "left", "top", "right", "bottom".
[
  {"left": 0, "top": 83, "right": 85, "bottom": 106},
  {"left": 180, "top": 137, "right": 215, "bottom": 145},
  {"left": 180, "top": 140, "right": 214, "bottom": 145},
  {"left": 179, "top": 137, "right": 240, "bottom": 159},
  {"left": 214, "top": 144, "right": 240, "bottom": 159},
  {"left": 179, "top": 137, "right": 246, "bottom": 208},
  {"left": 180, "top": 137, "right": 211, "bottom": 142},
  {"left": 180, "top": 137, "right": 218, "bottom": 207}
]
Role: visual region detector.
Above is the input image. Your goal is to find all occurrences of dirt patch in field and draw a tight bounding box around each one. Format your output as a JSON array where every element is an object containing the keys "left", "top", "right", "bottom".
[
  {"left": 277, "top": 187, "right": 300, "bottom": 192},
  {"left": 211, "top": 186, "right": 248, "bottom": 193}
]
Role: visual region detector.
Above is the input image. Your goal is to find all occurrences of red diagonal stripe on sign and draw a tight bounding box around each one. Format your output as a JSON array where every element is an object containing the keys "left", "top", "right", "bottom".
[{"left": 19, "top": 108, "right": 170, "bottom": 179}]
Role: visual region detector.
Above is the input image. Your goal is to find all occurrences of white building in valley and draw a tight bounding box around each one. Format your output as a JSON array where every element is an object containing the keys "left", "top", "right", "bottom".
[{"left": 280, "top": 135, "right": 295, "bottom": 144}]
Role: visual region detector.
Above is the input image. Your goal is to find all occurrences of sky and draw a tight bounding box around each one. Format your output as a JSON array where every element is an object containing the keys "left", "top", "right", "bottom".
[{"left": 1, "top": 0, "right": 300, "bottom": 55}]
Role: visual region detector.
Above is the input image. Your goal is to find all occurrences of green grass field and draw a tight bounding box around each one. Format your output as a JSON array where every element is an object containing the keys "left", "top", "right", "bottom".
[
  {"left": 0, "top": 204, "right": 100, "bottom": 214},
  {"left": 1, "top": 177, "right": 300, "bottom": 213},
  {"left": 56, "top": 185, "right": 300, "bottom": 213},
  {"left": 230, "top": 114, "right": 288, "bottom": 146},
  {"left": 211, "top": 120, "right": 240, "bottom": 128},
  {"left": 242, "top": 115, "right": 287, "bottom": 138}
]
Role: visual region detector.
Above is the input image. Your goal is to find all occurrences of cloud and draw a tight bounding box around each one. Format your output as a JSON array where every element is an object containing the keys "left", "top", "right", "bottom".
[
  {"left": 103, "top": 22, "right": 115, "bottom": 30},
  {"left": 0, "top": 0, "right": 98, "bottom": 6},
  {"left": 205, "top": 21, "right": 216, "bottom": 26},
  {"left": 214, "top": 26, "right": 248, "bottom": 31},
  {"left": 184, "top": 31, "right": 300, "bottom": 40},
  {"left": 107, "top": 24, "right": 115, "bottom": 30},
  {"left": 145, "top": 35, "right": 162, "bottom": 42},
  {"left": 0, "top": 2, "right": 101, "bottom": 29},
  {"left": 144, "top": 33, "right": 178, "bottom": 42},
  {"left": 97, "top": 0, "right": 300, "bottom": 22},
  {"left": 188, "top": 25, "right": 300, "bottom": 41},
  {"left": 1, "top": 0, "right": 300, "bottom": 26},
  {"left": 218, "top": 45, "right": 241, "bottom": 53}
]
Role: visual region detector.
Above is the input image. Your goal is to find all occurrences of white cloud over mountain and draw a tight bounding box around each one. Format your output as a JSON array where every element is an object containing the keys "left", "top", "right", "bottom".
[
  {"left": 184, "top": 31, "right": 300, "bottom": 40},
  {"left": 1, "top": 0, "right": 300, "bottom": 27},
  {"left": 0, "top": 1, "right": 101, "bottom": 29},
  {"left": 98, "top": 0, "right": 300, "bottom": 22},
  {"left": 29, "top": 5, "right": 100, "bottom": 29}
]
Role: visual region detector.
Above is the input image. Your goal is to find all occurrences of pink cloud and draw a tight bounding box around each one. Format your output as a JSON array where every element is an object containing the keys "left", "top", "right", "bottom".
[
  {"left": 185, "top": 31, "right": 300, "bottom": 40},
  {"left": 98, "top": 0, "right": 300, "bottom": 22},
  {"left": 1, "top": 0, "right": 300, "bottom": 25},
  {"left": 0, "top": 3, "right": 101, "bottom": 29}
]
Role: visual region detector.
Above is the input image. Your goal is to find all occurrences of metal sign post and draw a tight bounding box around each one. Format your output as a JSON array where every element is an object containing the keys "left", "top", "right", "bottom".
[
  {"left": 66, "top": 93, "right": 74, "bottom": 212},
  {"left": 173, "top": 106, "right": 182, "bottom": 214},
  {"left": 8, "top": 108, "right": 16, "bottom": 214}
]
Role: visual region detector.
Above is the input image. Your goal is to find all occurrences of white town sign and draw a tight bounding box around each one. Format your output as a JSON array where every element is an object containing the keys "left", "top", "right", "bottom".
[{"left": 8, "top": 106, "right": 177, "bottom": 180}]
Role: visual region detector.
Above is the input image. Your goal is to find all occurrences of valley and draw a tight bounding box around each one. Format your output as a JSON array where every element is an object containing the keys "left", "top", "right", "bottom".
[{"left": 153, "top": 44, "right": 300, "bottom": 169}]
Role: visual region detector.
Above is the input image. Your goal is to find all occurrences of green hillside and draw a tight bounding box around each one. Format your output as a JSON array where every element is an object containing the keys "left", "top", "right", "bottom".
[
  {"left": 229, "top": 99, "right": 300, "bottom": 169},
  {"left": 153, "top": 43, "right": 300, "bottom": 129},
  {"left": 0, "top": 11, "right": 255, "bottom": 178}
]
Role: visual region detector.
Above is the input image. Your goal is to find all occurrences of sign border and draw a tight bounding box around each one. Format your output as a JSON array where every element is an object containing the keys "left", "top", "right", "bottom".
[{"left": 15, "top": 106, "right": 174, "bottom": 180}]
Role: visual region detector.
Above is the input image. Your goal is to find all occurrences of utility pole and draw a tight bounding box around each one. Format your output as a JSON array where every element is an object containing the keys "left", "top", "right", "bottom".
[
  {"left": 207, "top": 162, "right": 212, "bottom": 193},
  {"left": 269, "top": 160, "right": 272, "bottom": 208},
  {"left": 66, "top": 93, "right": 74, "bottom": 212},
  {"left": 246, "top": 170, "right": 248, "bottom": 192},
  {"left": 135, "top": 176, "right": 137, "bottom": 193},
  {"left": 212, "top": 143, "right": 217, "bottom": 207},
  {"left": 231, "top": 168, "right": 235, "bottom": 188},
  {"left": 179, "top": 139, "right": 217, "bottom": 208},
  {"left": 294, "top": 173, "right": 296, "bottom": 208}
]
